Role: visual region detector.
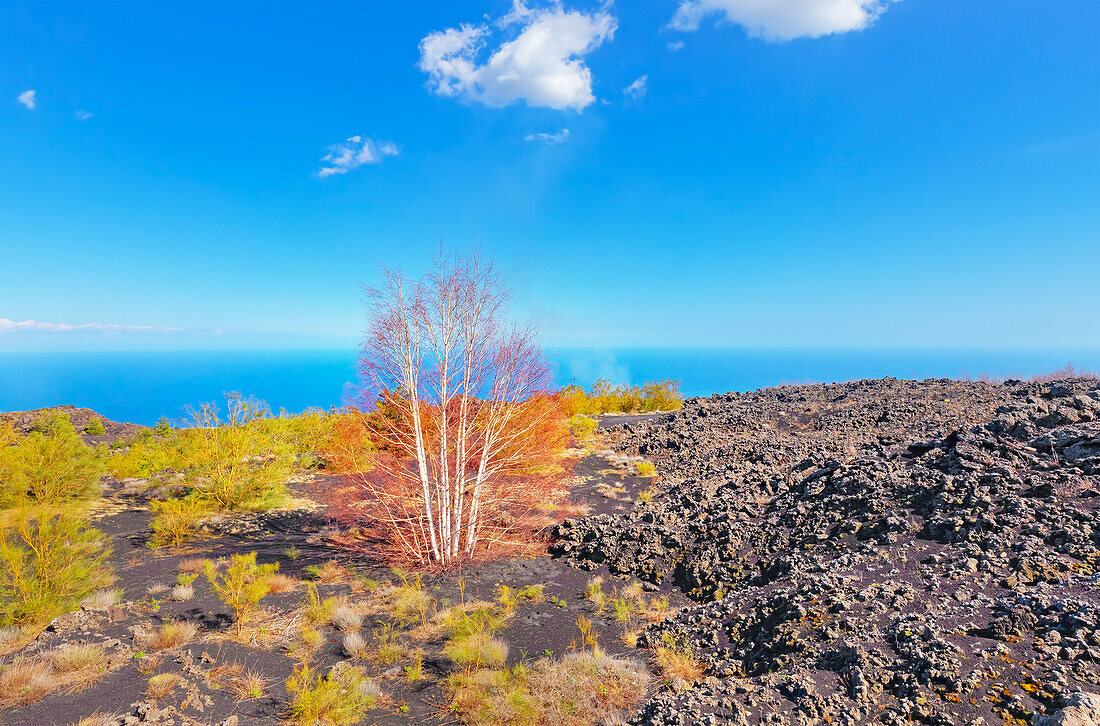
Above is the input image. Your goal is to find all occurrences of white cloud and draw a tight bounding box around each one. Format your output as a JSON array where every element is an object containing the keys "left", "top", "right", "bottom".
[
  {"left": 17, "top": 90, "right": 36, "bottom": 109},
  {"left": 525, "top": 128, "right": 571, "bottom": 144},
  {"left": 623, "top": 75, "right": 648, "bottom": 100},
  {"left": 318, "top": 136, "right": 399, "bottom": 177},
  {"left": 669, "top": 0, "right": 895, "bottom": 41},
  {"left": 75, "top": 110, "right": 93, "bottom": 121},
  {"left": 418, "top": 1, "right": 617, "bottom": 111},
  {"left": 0, "top": 318, "right": 182, "bottom": 334},
  {"left": 668, "top": 40, "right": 685, "bottom": 51}
]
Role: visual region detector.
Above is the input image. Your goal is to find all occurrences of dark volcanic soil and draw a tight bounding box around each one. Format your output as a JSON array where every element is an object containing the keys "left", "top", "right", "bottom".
[{"left": 552, "top": 377, "right": 1100, "bottom": 725}]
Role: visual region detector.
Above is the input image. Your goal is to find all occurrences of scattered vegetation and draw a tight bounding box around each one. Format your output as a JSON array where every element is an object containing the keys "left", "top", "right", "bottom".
[
  {"left": 203, "top": 552, "right": 277, "bottom": 635},
  {"left": 559, "top": 379, "right": 683, "bottom": 416},
  {"left": 446, "top": 618, "right": 650, "bottom": 726}
]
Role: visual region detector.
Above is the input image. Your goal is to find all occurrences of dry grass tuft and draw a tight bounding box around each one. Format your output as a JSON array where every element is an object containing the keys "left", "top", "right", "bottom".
[
  {"left": 229, "top": 670, "right": 266, "bottom": 700},
  {"left": 332, "top": 604, "right": 363, "bottom": 631},
  {"left": 177, "top": 557, "right": 206, "bottom": 574},
  {"left": 264, "top": 573, "right": 297, "bottom": 594},
  {"left": 52, "top": 643, "right": 105, "bottom": 673},
  {"left": 208, "top": 663, "right": 266, "bottom": 700},
  {"left": 80, "top": 588, "right": 123, "bottom": 610},
  {"left": 307, "top": 560, "right": 349, "bottom": 583},
  {"left": 0, "top": 655, "right": 56, "bottom": 708},
  {"left": 0, "top": 640, "right": 115, "bottom": 708},
  {"left": 169, "top": 584, "right": 194, "bottom": 601},
  {"left": 0, "top": 624, "right": 29, "bottom": 653},
  {"left": 141, "top": 620, "right": 199, "bottom": 651},
  {"left": 343, "top": 631, "right": 368, "bottom": 659},
  {"left": 146, "top": 672, "right": 184, "bottom": 698},
  {"left": 70, "top": 713, "right": 118, "bottom": 726}
]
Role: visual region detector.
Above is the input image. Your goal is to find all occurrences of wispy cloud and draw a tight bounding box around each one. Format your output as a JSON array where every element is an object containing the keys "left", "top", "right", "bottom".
[
  {"left": 624, "top": 75, "right": 648, "bottom": 100},
  {"left": 525, "top": 128, "right": 571, "bottom": 144},
  {"left": 17, "top": 90, "right": 36, "bottom": 110},
  {"left": 0, "top": 318, "right": 182, "bottom": 334},
  {"left": 75, "top": 110, "right": 93, "bottom": 121},
  {"left": 418, "top": 0, "right": 617, "bottom": 111},
  {"left": 669, "top": 0, "right": 896, "bottom": 41},
  {"left": 668, "top": 40, "right": 685, "bottom": 51},
  {"left": 318, "top": 136, "right": 399, "bottom": 177}
]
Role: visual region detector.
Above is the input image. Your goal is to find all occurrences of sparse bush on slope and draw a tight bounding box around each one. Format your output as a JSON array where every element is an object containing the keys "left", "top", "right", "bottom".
[{"left": 0, "top": 512, "right": 112, "bottom": 627}]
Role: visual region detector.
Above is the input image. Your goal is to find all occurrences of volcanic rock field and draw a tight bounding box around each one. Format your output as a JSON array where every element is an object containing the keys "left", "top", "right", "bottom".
[{"left": 554, "top": 376, "right": 1100, "bottom": 725}]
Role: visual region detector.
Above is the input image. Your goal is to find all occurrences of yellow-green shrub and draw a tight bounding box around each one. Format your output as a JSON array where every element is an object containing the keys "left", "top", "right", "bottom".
[
  {"left": 0, "top": 513, "right": 112, "bottom": 626},
  {"left": 286, "top": 663, "right": 376, "bottom": 725},
  {"left": 567, "top": 415, "right": 597, "bottom": 442},
  {"left": 0, "top": 415, "right": 105, "bottom": 508},
  {"left": 149, "top": 494, "right": 209, "bottom": 547},
  {"left": 204, "top": 552, "right": 278, "bottom": 635},
  {"left": 559, "top": 379, "right": 682, "bottom": 416}
]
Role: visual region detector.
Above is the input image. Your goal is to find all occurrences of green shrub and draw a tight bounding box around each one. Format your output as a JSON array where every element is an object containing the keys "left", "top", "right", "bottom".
[
  {"left": 635, "top": 461, "right": 657, "bottom": 477},
  {"left": 203, "top": 552, "right": 278, "bottom": 635},
  {"left": 0, "top": 513, "right": 112, "bottom": 626},
  {"left": 0, "top": 415, "right": 105, "bottom": 508},
  {"left": 286, "top": 663, "right": 375, "bottom": 725},
  {"left": 149, "top": 494, "right": 209, "bottom": 548},
  {"left": 153, "top": 417, "right": 173, "bottom": 437},
  {"left": 567, "top": 415, "right": 597, "bottom": 442},
  {"left": 83, "top": 418, "right": 106, "bottom": 436}
]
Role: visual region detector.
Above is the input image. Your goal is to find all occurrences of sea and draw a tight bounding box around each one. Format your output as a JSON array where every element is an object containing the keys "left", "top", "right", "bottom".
[{"left": 1, "top": 348, "right": 1099, "bottom": 427}]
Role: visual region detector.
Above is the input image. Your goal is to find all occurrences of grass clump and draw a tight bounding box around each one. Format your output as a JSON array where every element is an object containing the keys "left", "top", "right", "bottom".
[
  {"left": 80, "top": 587, "right": 122, "bottom": 610},
  {"left": 653, "top": 634, "right": 705, "bottom": 690},
  {"left": 203, "top": 552, "right": 277, "bottom": 636},
  {"left": 0, "top": 513, "right": 112, "bottom": 628},
  {"left": 147, "top": 672, "right": 184, "bottom": 698},
  {"left": 332, "top": 603, "right": 363, "bottom": 631},
  {"left": 635, "top": 461, "right": 657, "bottom": 477},
  {"left": 141, "top": 620, "right": 199, "bottom": 651},
  {"left": 559, "top": 379, "right": 683, "bottom": 416},
  {"left": 306, "top": 560, "right": 349, "bottom": 583},
  {"left": 301, "top": 583, "right": 336, "bottom": 625},
  {"left": 0, "top": 414, "right": 105, "bottom": 508},
  {"left": 286, "top": 662, "right": 376, "bottom": 726}
]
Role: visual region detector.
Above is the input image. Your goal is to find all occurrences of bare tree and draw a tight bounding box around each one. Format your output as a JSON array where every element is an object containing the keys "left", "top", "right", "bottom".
[{"left": 332, "top": 253, "right": 566, "bottom": 566}]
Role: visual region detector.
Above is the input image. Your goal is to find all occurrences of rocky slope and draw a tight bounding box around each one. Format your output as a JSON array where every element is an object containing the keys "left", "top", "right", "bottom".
[{"left": 552, "top": 377, "right": 1100, "bottom": 725}]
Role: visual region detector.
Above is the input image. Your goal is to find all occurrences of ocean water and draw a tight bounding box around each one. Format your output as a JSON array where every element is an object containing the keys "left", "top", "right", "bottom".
[{"left": 1, "top": 348, "right": 1098, "bottom": 426}]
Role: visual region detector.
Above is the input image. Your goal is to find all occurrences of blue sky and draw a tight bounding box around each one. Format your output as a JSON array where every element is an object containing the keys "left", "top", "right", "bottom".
[{"left": 2, "top": 0, "right": 1098, "bottom": 352}]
